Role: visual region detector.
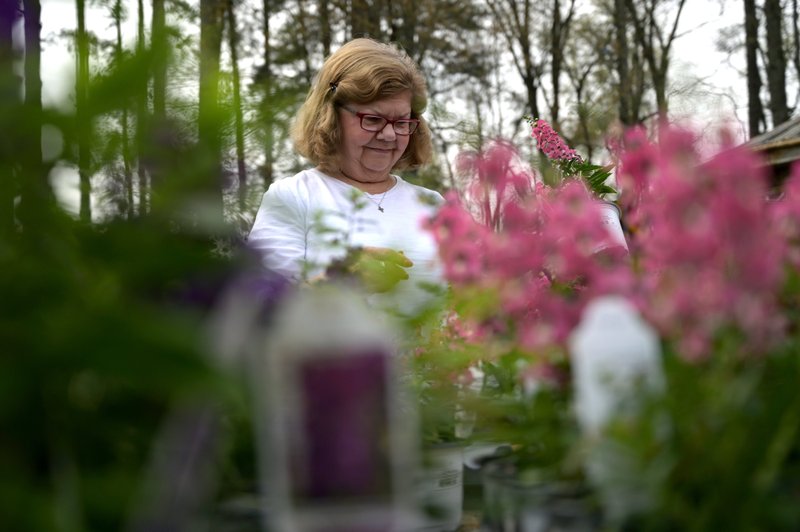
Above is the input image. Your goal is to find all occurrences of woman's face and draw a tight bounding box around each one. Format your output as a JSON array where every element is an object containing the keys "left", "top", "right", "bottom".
[{"left": 337, "top": 92, "right": 412, "bottom": 182}]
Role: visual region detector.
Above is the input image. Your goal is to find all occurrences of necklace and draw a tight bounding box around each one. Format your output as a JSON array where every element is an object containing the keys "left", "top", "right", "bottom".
[
  {"left": 365, "top": 187, "right": 391, "bottom": 212},
  {"left": 337, "top": 169, "right": 395, "bottom": 213}
]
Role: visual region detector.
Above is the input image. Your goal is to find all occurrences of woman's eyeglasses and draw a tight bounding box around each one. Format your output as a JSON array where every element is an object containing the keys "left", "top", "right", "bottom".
[{"left": 341, "top": 106, "right": 419, "bottom": 135}]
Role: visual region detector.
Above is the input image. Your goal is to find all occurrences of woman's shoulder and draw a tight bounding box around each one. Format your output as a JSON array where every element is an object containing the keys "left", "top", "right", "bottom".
[
  {"left": 263, "top": 168, "right": 336, "bottom": 204},
  {"left": 395, "top": 176, "right": 445, "bottom": 207},
  {"left": 269, "top": 168, "right": 329, "bottom": 192}
]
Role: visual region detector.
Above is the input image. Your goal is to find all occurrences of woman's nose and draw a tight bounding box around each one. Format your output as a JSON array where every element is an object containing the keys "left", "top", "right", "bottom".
[{"left": 376, "top": 122, "right": 397, "bottom": 140}]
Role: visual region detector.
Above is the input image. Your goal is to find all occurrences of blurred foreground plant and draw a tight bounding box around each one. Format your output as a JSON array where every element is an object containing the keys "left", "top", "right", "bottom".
[{"left": 0, "top": 202, "right": 267, "bottom": 530}]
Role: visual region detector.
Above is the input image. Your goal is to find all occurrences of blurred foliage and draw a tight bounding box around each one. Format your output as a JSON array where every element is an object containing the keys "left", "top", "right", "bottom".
[
  {"left": 1, "top": 5, "right": 259, "bottom": 526},
  {"left": 0, "top": 207, "right": 255, "bottom": 529},
  {"left": 611, "top": 335, "right": 800, "bottom": 531}
]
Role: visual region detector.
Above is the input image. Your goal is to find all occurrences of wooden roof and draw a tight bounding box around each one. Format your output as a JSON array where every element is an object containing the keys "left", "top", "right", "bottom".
[{"left": 747, "top": 115, "right": 800, "bottom": 166}]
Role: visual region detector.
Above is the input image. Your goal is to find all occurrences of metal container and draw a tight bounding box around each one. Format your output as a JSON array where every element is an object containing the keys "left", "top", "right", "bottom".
[{"left": 596, "top": 201, "right": 628, "bottom": 251}]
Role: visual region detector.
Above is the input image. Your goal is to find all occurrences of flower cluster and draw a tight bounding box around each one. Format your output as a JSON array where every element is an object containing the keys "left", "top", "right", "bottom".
[
  {"left": 419, "top": 119, "right": 800, "bottom": 529},
  {"left": 530, "top": 117, "right": 617, "bottom": 198},
  {"left": 427, "top": 142, "right": 631, "bottom": 359},
  {"left": 618, "top": 126, "right": 791, "bottom": 360},
  {"left": 531, "top": 119, "right": 581, "bottom": 162},
  {"left": 429, "top": 121, "right": 800, "bottom": 366}
]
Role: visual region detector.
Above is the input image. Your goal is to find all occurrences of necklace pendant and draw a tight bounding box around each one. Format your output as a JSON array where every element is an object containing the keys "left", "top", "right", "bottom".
[{"left": 378, "top": 206, "right": 385, "bottom": 213}]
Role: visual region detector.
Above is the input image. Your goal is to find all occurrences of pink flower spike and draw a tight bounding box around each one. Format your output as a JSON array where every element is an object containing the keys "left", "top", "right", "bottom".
[{"left": 531, "top": 119, "right": 581, "bottom": 162}]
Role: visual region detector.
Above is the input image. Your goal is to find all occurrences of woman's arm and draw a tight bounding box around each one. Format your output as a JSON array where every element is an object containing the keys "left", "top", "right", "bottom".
[{"left": 248, "top": 183, "right": 308, "bottom": 280}]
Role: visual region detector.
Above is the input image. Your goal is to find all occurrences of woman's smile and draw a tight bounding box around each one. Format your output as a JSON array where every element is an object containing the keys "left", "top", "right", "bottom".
[{"left": 366, "top": 146, "right": 394, "bottom": 153}]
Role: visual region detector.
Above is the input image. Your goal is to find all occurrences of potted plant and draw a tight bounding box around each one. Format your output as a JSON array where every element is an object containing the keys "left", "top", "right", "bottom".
[
  {"left": 423, "top": 121, "right": 800, "bottom": 530},
  {"left": 422, "top": 127, "right": 628, "bottom": 529},
  {"left": 407, "top": 304, "right": 485, "bottom": 531}
]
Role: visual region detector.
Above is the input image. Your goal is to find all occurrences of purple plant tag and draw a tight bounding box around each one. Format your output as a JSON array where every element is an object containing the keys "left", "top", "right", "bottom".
[{"left": 291, "top": 348, "right": 392, "bottom": 503}]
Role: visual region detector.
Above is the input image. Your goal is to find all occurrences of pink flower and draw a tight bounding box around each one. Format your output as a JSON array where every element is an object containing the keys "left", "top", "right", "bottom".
[
  {"left": 434, "top": 119, "right": 800, "bottom": 369},
  {"left": 622, "top": 125, "right": 788, "bottom": 360},
  {"left": 531, "top": 119, "right": 581, "bottom": 162},
  {"left": 429, "top": 141, "right": 633, "bottom": 357},
  {"left": 458, "top": 141, "right": 536, "bottom": 231}
]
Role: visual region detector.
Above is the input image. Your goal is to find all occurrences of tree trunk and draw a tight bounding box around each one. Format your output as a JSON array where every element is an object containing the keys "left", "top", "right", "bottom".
[
  {"left": 260, "top": 0, "right": 274, "bottom": 189},
  {"left": 647, "top": 3, "right": 668, "bottom": 117},
  {"left": 114, "top": 0, "right": 134, "bottom": 218},
  {"left": 319, "top": 0, "right": 330, "bottom": 57},
  {"left": 76, "top": 0, "right": 91, "bottom": 222},
  {"left": 549, "top": 0, "right": 576, "bottom": 129},
  {"left": 136, "top": 0, "right": 148, "bottom": 215},
  {"left": 389, "top": 0, "right": 417, "bottom": 57},
  {"left": 0, "top": 0, "right": 19, "bottom": 236},
  {"left": 520, "top": 0, "right": 540, "bottom": 119},
  {"left": 744, "top": 0, "right": 765, "bottom": 137},
  {"left": 227, "top": 0, "right": 248, "bottom": 210},
  {"left": 294, "top": 0, "right": 313, "bottom": 86},
  {"left": 630, "top": 43, "right": 645, "bottom": 122},
  {"left": 472, "top": 91, "right": 484, "bottom": 151},
  {"left": 764, "top": 0, "right": 789, "bottom": 126},
  {"left": 151, "top": 0, "right": 167, "bottom": 120},
  {"left": 23, "top": 0, "right": 41, "bottom": 176},
  {"left": 198, "top": 0, "right": 225, "bottom": 224},
  {"left": 613, "top": 0, "right": 633, "bottom": 125},
  {"left": 486, "top": 0, "right": 543, "bottom": 120},
  {"left": 522, "top": 71, "right": 540, "bottom": 121},
  {"left": 569, "top": 61, "right": 594, "bottom": 159},
  {"left": 624, "top": 0, "right": 686, "bottom": 120},
  {"left": 793, "top": 0, "right": 800, "bottom": 107},
  {"left": 350, "top": 0, "right": 369, "bottom": 37},
  {"left": 21, "top": 0, "right": 52, "bottom": 228}
]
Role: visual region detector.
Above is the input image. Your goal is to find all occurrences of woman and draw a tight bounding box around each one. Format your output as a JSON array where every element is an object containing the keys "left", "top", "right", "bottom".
[{"left": 248, "top": 38, "right": 444, "bottom": 316}]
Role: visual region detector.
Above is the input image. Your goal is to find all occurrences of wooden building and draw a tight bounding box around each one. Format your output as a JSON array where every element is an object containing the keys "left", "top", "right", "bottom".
[{"left": 747, "top": 115, "right": 800, "bottom": 189}]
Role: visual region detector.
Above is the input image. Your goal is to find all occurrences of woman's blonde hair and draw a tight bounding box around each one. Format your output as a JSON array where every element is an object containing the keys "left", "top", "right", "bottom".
[{"left": 291, "top": 38, "right": 433, "bottom": 172}]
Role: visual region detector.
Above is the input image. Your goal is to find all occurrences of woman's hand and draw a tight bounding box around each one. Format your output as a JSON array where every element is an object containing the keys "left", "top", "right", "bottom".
[
  {"left": 324, "top": 246, "right": 413, "bottom": 293},
  {"left": 351, "top": 247, "right": 413, "bottom": 293}
]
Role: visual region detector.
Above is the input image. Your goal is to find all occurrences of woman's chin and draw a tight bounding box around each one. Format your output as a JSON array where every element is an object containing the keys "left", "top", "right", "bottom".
[{"left": 361, "top": 161, "right": 395, "bottom": 176}]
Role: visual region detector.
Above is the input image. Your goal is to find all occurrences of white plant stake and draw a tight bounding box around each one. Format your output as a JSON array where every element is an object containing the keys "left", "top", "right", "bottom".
[
  {"left": 569, "top": 295, "right": 666, "bottom": 523},
  {"left": 569, "top": 295, "right": 663, "bottom": 435}
]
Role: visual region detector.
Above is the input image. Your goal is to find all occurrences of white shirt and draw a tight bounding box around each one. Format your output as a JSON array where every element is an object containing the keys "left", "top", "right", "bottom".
[{"left": 248, "top": 168, "right": 445, "bottom": 316}]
